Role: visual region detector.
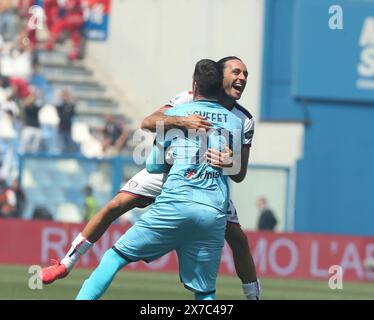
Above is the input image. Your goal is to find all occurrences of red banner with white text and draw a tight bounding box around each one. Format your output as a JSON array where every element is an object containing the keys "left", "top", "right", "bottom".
[{"left": 1, "top": 219, "right": 373, "bottom": 282}]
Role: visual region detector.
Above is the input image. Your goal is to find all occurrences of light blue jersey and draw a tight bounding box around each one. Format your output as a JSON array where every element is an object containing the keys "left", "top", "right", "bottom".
[
  {"left": 113, "top": 99, "right": 243, "bottom": 294},
  {"left": 149, "top": 99, "right": 243, "bottom": 213}
]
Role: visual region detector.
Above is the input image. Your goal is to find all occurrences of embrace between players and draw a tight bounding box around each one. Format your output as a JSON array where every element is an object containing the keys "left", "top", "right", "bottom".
[{"left": 39, "top": 57, "right": 261, "bottom": 300}]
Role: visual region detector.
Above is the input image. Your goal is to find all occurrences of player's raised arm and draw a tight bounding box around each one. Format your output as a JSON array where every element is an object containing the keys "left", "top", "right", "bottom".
[{"left": 141, "top": 106, "right": 212, "bottom": 132}]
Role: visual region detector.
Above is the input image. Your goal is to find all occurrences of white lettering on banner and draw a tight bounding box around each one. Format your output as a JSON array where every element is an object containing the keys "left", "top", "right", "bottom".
[
  {"left": 41, "top": 227, "right": 67, "bottom": 263},
  {"left": 359, "top": 17, "right": 374, "bottom": 47},
  {"left": 83, "top": 2, "right": 104, "bottom": 24},
  {"left": 310, "top": 241, "right": 329, "bottom": 277},
  {"left": 340, "top": 243, "right": 363, "bottom": 279},
  {"left": 357, "top": 17, "right": 374, "bottom": 90},
  {"left": 358, "top": 48, "right": 374, "bottom": 77},
  {"left": 25, "top": 223, "right": 374, "bottom": 281},
  {"left": 356, "top": 78, "right": 374, "bottom": 89},
  {"left": 252, "top": 238, "right": 267, "bottom": 273},
  {"left": 220, "top": 242, "right": 235, "bottom": 273},
  {"left": 268, "top": 239, "right": 298, "bottom": 276},
  {"left": 330, "top": 241, "right": 339, "bottom": 254}
]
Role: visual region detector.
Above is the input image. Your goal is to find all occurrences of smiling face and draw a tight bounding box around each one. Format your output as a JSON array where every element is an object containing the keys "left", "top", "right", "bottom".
[{"left": 222, "top": 59, "right": 248, "bottom": 101}]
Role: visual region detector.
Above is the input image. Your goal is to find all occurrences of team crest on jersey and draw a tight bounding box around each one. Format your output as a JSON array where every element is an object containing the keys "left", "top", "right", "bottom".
[
  {"left": 185, "top": 168, "right": 196, "bottom": 179},
  {"left": 129, "top": 180, "right": 138, "bottom": 189}
]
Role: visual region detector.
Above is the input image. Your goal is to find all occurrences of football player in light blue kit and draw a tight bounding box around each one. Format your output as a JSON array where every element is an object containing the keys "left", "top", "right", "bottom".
[{"left": 76, "top": 59, "right": 243, "bottom": 300}]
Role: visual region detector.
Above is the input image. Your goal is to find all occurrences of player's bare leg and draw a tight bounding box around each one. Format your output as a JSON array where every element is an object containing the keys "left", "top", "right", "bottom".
[
  {"left": 81, "top": 192, "right": 150, "bottom": 243},
  {"left": 225, "top": 222, "right": 260, "bottom": 300},
  {"left": 39, "top": 192, "right": 151, "bottom": 284}
]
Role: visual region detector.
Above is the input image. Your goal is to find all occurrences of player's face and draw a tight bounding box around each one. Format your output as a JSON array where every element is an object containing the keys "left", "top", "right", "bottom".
[{"left": 222, "top": 59, "right": 248, "bottom": 100}]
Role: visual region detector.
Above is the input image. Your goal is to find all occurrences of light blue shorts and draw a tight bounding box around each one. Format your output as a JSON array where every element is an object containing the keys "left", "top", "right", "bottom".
[{"left": 113, "top": 198, "right": 226, "bottom": 293}]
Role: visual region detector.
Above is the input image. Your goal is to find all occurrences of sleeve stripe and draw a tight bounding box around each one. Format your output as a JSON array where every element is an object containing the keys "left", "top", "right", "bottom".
[{"left": 235, "top": 103, "right": 253, "bottom": 119}]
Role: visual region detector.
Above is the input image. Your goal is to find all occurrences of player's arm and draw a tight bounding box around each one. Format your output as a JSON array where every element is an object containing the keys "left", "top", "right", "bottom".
[
  {"left": 207, "top": 145, "right": 250, "bottom": 183},
  {"left": 228, "top": 115, "right": 254, "bottom": 182},
  {"left": 141, "top": 106, "right": 212, "bottom": 132},
  {"left": 229, "top": 145, "right": 250, "bottom": 182}
]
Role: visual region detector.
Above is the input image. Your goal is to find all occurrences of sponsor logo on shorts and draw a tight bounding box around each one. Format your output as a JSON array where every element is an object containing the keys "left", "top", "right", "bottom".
[{"left": 129, "top": 180, "right": 138, "bottom": 189}]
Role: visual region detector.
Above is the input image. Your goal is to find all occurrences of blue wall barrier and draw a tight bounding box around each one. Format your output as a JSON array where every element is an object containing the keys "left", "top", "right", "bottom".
[{"left": 262, "top": 0, "right": 374, "bottom": 235}]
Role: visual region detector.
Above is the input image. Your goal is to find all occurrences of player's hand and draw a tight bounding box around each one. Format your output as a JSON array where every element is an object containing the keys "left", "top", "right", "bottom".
[
  {"left": 206, "top": 145, "right": 233, "bottom": 168},
  {"left": 176, "top": 114, "right": 212, "bottom": 130}
]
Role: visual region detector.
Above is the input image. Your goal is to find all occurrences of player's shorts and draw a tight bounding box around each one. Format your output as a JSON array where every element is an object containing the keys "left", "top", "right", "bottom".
[
  {"left": 120, "top": 169, "right": 166, "bottom": 207},
  {"left": 113, "top": 198, "right": 227, "bottom": 294},
  {"left": 120, "top": 168, "right": 240, "bottom": 224}
]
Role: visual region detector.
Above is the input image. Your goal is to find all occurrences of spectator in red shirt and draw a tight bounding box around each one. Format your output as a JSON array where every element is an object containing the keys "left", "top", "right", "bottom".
[
  {"left": 43, "top": 0, "right": 60, "bottom": 32},
  {"left": 45, "top": 0, "right": 84, "bottom": 60},
  {"left": 9, "top": 76, "right": 31, "bottom": 99}
]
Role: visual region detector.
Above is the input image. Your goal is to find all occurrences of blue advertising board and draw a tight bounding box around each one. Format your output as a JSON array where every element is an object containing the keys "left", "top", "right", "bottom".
[
  {"left": 82, "top": 0, "right": 111, "bottom": 41},
  {"left": 293, "top": 0, "right": 374, "bottom": 103}
]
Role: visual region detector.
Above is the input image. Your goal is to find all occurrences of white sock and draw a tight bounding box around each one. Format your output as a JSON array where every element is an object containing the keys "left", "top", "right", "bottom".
[
  {"left": 242, "top": 279, "right": 261, "bottom": 300},
  {"left": 61, "top": 233, "right": 93, "bottom": 272}
]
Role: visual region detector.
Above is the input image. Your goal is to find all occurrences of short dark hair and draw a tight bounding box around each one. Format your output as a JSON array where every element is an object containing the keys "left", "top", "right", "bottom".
[
  {"left": 217, "top": 56, "right": 242, "bottom": 69},
  {"left": 193, "top": 59, "right": 223, "bottom": 98}
]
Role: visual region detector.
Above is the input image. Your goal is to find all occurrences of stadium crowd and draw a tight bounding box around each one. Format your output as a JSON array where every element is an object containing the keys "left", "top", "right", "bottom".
[{"left": 0, "top": 0, "right": 129, "bottom": 218}]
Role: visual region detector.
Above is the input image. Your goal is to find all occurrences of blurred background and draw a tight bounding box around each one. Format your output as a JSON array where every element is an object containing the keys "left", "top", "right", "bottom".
[{"left": 0, "top": 0, "right": 374, "bottom": 299}]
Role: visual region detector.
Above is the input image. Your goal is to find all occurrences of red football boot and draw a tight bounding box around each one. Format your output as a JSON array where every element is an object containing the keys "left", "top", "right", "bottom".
[{"left": 39, "top": 259, "right": 69, "bottom": 284}]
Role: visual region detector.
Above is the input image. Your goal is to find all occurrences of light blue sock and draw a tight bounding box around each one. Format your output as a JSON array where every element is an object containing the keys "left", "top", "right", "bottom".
[
  {"left": 76, "top": 248, "right": 129, "bottom": 300},
  {"left": 194, "top": 292, "right": 216, "bottom": 300}
]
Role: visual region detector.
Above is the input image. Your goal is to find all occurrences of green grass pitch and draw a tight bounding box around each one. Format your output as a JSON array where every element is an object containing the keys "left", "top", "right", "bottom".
[{"left": 0, "top": 264, "right": 373, "bottom": 300}]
